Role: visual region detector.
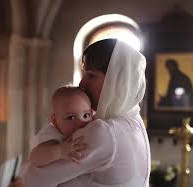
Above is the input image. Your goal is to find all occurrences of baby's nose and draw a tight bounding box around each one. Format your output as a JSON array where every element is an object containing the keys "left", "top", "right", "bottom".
[{"left": 77, "top": 120, "right": 87, "bottom": 128}]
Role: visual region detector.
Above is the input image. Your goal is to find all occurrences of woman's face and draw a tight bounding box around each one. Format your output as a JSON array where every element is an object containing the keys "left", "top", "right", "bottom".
[{"left": 79, "top": 69, "right": 105, "bottom": 111}]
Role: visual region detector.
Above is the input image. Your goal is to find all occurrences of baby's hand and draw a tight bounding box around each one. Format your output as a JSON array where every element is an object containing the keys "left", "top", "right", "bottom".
[{"left": 70, "top": 136, "right": 88, "bottom": 164}]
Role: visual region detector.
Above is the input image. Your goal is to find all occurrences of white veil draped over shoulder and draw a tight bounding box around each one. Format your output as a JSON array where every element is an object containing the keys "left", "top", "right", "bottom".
[{"left": 96, "top": 40, "right": 146, "bottom": 119}]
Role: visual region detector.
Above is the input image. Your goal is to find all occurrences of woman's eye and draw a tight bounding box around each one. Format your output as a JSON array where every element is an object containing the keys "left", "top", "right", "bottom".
[
  {"left": 88, "top": 74, "right": 94, "bottom": 78},
  {"left": 86, "top": 72, "right": 95, "bottom": 78},
  {"left": 83, "top": 113, "right": 91, "bottom": 119},
  {"left": 66, "top": 115, "right": 76, "bottom": 120}
]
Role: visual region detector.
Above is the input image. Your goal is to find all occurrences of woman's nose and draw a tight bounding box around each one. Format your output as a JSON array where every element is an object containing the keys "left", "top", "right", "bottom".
[
  {"left": 79, "top": 75, "right": 88, "bottom": 89},
  {"left": 79, "top": 78, "right": 85, "bottom": 89}
]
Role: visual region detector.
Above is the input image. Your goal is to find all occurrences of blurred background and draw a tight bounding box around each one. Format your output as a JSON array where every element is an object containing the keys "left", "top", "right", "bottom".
[{"left": 0, "top": 0, "right": 193, "bottom": 186}]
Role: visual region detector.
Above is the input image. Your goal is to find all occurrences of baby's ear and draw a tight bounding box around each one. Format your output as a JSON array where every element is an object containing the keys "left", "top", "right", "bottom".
[{"left": 51, "top": 113, "right": 57, "bottom": 127}]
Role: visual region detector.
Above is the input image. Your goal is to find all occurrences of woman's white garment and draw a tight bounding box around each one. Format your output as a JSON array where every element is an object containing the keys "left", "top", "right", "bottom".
[{"left": 22, "top": 41, "right": 151, "bottom": 187}]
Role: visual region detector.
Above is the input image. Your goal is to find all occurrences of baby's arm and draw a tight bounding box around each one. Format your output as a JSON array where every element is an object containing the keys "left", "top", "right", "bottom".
[
  {"left": 30, "top": 136, "right": 87, "bottom": 167},
  {"left": 30, "top": 139, "right": 71, "bottom": 167},
  {"left": 22, "top": 120, "right": 115, "bottom": 187}
]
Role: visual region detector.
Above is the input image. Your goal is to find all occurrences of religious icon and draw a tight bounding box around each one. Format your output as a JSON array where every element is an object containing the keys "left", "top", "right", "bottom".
[{"left": 154, "top": 53, "right": 193, "bottom": 111}]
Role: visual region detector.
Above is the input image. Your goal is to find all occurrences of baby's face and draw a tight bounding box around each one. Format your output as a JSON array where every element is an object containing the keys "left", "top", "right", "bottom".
[{"left": 53, "top": 93, "right": 92, "bottom": 137}]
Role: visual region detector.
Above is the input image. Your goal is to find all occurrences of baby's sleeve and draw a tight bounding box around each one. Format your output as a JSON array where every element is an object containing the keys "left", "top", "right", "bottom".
[{"left": 31, "top": 123, "right": 64, "bottom": 149}]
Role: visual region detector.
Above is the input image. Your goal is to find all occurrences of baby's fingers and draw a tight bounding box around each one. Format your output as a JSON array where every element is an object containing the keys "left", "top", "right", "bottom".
[
  {"left": 71, "top": 157, "right": 80, "bottom": 164},
  {"left": 72, "top": 136, "right": 85, "bottom": 144},
  {"left": 71, "top": 151, "right": 86, "bottom": 164},
  {"left": 72, "top": 143, "right": 88, "bottom": 152}
]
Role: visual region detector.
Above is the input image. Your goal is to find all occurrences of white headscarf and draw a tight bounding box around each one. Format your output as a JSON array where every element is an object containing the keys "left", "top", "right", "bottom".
[{"left": 96, "top": 40, "right": 146, "bottom": 119}]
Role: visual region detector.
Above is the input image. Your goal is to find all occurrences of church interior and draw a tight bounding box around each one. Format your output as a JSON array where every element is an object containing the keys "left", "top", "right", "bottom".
[{"left": 0, "top": 0, "right": 193, "bottom": 186}]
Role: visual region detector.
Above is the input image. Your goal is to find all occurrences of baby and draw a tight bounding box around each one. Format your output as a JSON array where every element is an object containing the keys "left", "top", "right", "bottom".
[{"left": 30, "top": 86, "right": 93, "bottom": 166}]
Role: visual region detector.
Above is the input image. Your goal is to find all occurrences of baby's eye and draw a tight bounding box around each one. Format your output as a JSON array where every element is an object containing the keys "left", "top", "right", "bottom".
[
  {"left": 66, "top": 115, "right": 76, "bottom": 120},
  {"left": 83, "top": 113, "right": 91, "bottom": 119}
]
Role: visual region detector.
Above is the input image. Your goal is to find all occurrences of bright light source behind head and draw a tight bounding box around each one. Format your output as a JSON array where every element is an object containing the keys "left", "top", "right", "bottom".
[{"left": 106, "top": 30, "right": 141, "bottom": 51}]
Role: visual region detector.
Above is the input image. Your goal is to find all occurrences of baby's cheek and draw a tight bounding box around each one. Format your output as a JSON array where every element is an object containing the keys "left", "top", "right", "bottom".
[
  {"left": 66, "top": 126, "right": 78, "bottom": 136},
  {"left": 56, "top": 125, "right": 69, "bottom": 136}
]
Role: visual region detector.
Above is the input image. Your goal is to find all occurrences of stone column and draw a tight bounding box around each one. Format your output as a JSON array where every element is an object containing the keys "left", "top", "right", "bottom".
[
  {"left": 7, "top": 34, "right": 27, "bottom": 160},
  {"left": 22, "top": 38, "right": 52, "bottom": 161},
  {"left": 7, "top": 34, "right": 52, "bottom": 161},
  {"left": 23, "top": 38, "right": 51, "bottom": 160},
  {"left": 35, "top": 41, "right": 52, "bottom": 131}
]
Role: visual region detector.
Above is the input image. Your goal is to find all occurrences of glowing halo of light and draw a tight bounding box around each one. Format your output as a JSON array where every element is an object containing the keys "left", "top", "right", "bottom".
[{"left": 73, "top": 14, "right": 142, "bottom": 86}]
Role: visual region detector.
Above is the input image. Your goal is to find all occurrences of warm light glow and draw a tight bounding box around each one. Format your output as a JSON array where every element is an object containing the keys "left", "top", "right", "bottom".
[
  {"left": 116, "top": 32, "right": 140, "bottom": 51},
  {"left": 73, "top": 69, "right": 82, "bottom": 86},
  {"left": 73, "top": 14, "right": 141, "bottom": 85},
  {"left": 186, "top": 144, "right": 191, "bottom": 152},
  {"left": 186, "top": 168, "right": 190, "bottom": 174},
  {"left": 90, "top": 29, "right": 140, "bottom": 51},
  {"left": 74, "top": 14, "right": 139, "bottom": 62}
]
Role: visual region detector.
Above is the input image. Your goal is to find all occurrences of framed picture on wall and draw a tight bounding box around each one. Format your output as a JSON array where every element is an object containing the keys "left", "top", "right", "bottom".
[{"left": 154, "top": 53, "right": 193, "bottom": 111}]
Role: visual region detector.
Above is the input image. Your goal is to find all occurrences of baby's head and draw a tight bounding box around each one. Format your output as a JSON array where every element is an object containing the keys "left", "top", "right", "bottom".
[{"left": 51, "top": 86, "right": 92, "bottom": 138}]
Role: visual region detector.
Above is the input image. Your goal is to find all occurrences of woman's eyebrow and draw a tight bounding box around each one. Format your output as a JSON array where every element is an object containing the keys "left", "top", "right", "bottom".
[{"left": 86, "top": 70, "right": 95, "bottom": 74}]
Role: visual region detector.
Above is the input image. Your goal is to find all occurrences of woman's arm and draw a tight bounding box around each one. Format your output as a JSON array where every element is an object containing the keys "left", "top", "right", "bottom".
[{"left": 22, "top": 120, "right": 116, "bottom": 187}]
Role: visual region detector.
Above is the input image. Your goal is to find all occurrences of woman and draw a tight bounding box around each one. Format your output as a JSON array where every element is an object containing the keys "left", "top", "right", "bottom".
[{"left": 22, "top": 39, "right": 151, "bottom": 187}]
